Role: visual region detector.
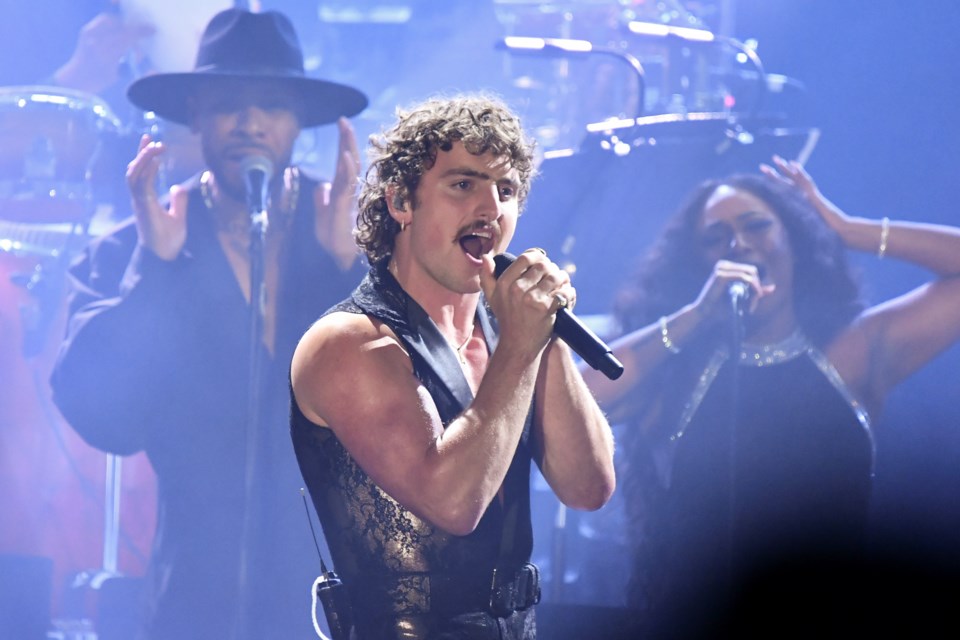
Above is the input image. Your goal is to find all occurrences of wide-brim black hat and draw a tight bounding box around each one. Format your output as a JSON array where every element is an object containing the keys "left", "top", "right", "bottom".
[{"left": 127, "top": 9, "right": 367, "bottom": 128}]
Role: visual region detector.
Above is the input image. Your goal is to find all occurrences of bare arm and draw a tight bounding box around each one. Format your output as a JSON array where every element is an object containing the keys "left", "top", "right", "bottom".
[
  {"left": 764, "top": 156, "right": 960, "bottom": 275},
  {"left": 765, "top": 157, "right": 960, "bottom": 404},
  {"left": 533, "top": 338, "right": 616, "bottom": 511},
  {"left": 291, "top": 251, "right": 572, "bottom": 535}
]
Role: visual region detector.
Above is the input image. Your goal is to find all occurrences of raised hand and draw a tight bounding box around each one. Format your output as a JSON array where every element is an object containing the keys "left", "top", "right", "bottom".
[
  {"left": 54, "top": 12, "right": 155, "bottom": 94},
  {"left": 760, "top": 155, "right": 850, "bottom": 232},
  {"left": 126, "top": 134, "right": 188, "bottom": 261},
  {"left": 314, "top": 117, "right": 362, "bottom": 269},
  {"left": 693, "top": 259, "right": 774, "bottom": 319}
]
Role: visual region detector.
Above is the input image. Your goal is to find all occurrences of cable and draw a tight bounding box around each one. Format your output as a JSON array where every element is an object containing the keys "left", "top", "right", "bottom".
[{"left": 300, "top": 489, "right": 354, "bottom": 640}]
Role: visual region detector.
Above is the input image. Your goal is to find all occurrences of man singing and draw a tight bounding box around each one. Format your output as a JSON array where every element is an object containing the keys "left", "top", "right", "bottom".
[
  {"left": 291, "top": 94, "right": 616, "bottom": 639},
  {"left": 51, "top": 9, "right": 367, "bottom": 638}
]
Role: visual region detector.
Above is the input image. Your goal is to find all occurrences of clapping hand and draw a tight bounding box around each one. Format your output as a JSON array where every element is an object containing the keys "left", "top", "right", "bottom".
[{"left": 314, "top": 117, "right": 362, "bottom": 270}]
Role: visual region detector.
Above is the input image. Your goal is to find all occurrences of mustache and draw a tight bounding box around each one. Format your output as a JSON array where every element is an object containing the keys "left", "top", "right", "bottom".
[{"left": 456, "top": 221, "right": 498, "bottom": 238}]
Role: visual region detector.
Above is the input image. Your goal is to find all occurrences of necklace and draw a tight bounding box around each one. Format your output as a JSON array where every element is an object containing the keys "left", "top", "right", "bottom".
[
  {"left": 453, "top": 323, "right": 475, "bottom": 365},
  {"left": 738, "top": 329, "right": 809, "bottom": 367}
]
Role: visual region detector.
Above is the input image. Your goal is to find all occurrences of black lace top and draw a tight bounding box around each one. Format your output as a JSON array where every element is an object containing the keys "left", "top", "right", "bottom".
[{"left": 291, "top": 260, "right": 535, "bottom": 633}]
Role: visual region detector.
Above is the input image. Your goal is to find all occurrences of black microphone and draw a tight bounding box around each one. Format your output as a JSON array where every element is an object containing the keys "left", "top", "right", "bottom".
[
  {"left": 493, "top": 253, "right": 624, "bottom": 380},
  {"left": 240, "top": 155, "right": 274, "bottom": 216},
  {"left": 728, "top": 281, "right": 750, "bottom": 317}
]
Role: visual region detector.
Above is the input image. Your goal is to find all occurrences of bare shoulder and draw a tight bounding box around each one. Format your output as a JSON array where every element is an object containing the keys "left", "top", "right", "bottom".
[
  {"left": 291, "top": 311, "right": 412, "bottom": 425},
  {"left": 293, "top": 311, "right": 394, "bottom": 364},
  {"left": 828, "top": 279, "right": 960, "bottom": 410}
]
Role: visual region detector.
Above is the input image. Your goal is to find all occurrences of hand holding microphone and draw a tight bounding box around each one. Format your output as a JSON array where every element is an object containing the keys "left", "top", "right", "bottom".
[
  {"left": 728, "top": 280, "right": 751, "bottom": 318},
  {"left": 699, "top": 260, "right": 776, "bottom": 321},
  {"left": 493, "top": 252, "right": 624, "bottom": 381}
]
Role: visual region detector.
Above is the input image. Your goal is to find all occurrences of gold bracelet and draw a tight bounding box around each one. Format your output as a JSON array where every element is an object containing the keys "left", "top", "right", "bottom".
[
  {"left": 659, "top": 316, "right": 681, "bottom": 354},
  {"left": 877, "top": 216, "right": 890, "bottom": 259}
]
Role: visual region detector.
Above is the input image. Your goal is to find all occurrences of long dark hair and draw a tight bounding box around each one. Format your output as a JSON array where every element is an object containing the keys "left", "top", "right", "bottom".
[{"left": 615, "top": 172, "right": 865, "bottom": 348}]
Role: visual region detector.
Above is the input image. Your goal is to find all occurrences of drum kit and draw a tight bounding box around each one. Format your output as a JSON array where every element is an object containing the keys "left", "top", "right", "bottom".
[{"left": 0, "top": 82, "right": 137, "bottom": 635}]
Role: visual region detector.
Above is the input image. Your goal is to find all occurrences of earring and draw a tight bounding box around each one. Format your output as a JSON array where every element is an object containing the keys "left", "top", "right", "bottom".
[{"left": 400, "top": 220, "right": 406, "bottom": 232}]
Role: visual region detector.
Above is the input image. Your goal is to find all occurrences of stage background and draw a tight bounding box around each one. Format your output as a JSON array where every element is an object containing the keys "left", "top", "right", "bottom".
[{"left": 1, "top": 0, "right": 958, "bottom": 636}]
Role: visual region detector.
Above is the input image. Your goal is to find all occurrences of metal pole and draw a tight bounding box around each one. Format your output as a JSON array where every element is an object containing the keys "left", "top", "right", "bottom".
[
  {"left": 103, "top": 454, "right": 122, "bottom": 575},
  {"left": 233, "top": 197, "right": 268, "bottom": 640}
]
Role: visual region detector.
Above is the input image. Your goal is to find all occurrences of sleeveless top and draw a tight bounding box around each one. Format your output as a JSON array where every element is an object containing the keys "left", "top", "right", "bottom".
[
  {"left": 634, "top": 332, "right": 875, "bottom": 624},
  {"left": 290, "top": 260, "right": 535, "bottom": 634}
]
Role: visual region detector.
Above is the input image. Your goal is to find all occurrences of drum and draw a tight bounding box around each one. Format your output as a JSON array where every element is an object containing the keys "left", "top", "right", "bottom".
[
  {"left": 0, "top": 244, "right": 157, "bottom": 623},
  {"left": 0, "top": 86, "right": 121, "bottom": 223}
]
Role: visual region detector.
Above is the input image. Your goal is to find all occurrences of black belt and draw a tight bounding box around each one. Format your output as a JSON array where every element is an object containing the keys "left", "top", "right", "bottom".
[
  {"left": 355, "top": 562, "right": 541, "bottom": 618},
  {"left": 487, "top": 563, "right": 542, "bottom": 618}
]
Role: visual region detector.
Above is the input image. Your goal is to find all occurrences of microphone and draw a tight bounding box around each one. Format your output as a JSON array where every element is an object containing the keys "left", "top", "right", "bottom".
[
  {"left": 240, "top": 155, "right": 274, "bottom": 217},
  {"left": 493, "top": 253, "right": 624, "bottom": 380},
  {"left": 728, "top": 281, "right": 750, "bottom": 316}
]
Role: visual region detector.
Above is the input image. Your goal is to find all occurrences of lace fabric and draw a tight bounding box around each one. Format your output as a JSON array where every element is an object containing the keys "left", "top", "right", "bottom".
[{"left": 292, "top": 260, "right": 535, "bottom": 638}]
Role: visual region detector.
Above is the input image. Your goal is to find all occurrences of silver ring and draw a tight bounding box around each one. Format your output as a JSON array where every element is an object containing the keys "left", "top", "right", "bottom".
[{"left": 554, "top": 293, "right": 569, "bottom": 309}]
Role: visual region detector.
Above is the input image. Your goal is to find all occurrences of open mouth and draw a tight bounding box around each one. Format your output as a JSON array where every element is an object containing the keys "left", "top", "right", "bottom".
[{"left": 459, "top": 230, "right": 495, "bottom": 260}]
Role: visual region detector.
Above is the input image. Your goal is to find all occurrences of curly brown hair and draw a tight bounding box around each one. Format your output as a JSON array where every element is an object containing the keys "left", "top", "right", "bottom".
[{"left": 355, "top": 93, "right": 537, "bottom": 263}]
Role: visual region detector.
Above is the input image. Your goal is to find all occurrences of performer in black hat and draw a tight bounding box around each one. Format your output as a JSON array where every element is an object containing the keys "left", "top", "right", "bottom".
[{"left": 49, "top": 9, "right": 368, "bottom": 639}]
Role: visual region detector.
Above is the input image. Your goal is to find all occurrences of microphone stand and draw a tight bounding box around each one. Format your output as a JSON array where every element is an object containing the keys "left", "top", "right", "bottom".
[
  {"left": 723, "top": 292, "right": 746, "bottom": 591},
  {"left": 234, "top": 187, "right": 270, "bottom": 640}
]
